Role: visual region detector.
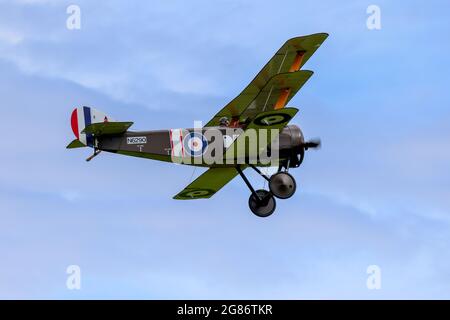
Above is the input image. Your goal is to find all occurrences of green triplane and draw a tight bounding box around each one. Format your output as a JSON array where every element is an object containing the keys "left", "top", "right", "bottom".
[{"left": 67, "top": 33, "right": 327, "bottom": 217}]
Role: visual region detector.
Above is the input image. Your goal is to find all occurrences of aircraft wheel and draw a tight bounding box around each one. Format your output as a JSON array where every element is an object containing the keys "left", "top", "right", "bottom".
[
  {"left": 248, "top": 189, "right": 276, "bottom": 218},
  {"left": 269, "top": 172, "right": 296, "bottom": 199}
]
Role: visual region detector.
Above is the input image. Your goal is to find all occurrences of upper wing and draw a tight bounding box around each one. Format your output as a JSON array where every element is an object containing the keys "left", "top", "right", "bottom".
[
  {"left": 173, "top": 167, "right": 242, "bottom": 200},
  {"left": 205, "top": 33, "right": 328, "bottom": 127}
]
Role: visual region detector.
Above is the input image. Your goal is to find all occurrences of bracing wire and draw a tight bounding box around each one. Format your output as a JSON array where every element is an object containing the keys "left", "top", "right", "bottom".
[{"left": 189, "top": 166, "right": 197, "bottom": 183}]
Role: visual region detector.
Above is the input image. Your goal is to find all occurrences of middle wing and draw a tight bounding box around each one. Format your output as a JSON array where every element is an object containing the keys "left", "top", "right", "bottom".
[
  {"left": 224, "top": 107, "right": 298, "bottom": 163},
  {"left": 205, "top": 33, "right": 328, "bottom": 127},
  {"left": 173, "top": 167, "right": 242, "bottom": 200}
]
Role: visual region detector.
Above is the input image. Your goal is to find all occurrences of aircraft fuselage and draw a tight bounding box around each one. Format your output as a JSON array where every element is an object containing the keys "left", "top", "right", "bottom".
[{"left": 97, "top": 125, "right": 305, "bottom": 168}]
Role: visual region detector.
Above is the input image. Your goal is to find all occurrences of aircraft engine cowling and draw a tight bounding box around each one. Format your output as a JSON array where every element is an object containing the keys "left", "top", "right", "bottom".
[
  {"left": 277, "top": 125, "right": 305, "bottom": 168},
  {"left": 275, "top": 124, "right": 321, "bottom": 167}
]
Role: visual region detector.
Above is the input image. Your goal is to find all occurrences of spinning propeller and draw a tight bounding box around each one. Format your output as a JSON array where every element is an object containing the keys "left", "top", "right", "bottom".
[{"left": 303, "top": 139, "right": 321, "bottom": 150}]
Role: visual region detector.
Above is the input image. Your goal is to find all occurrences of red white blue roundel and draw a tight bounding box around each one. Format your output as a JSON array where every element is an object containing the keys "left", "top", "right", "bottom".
[{"left": 183, "top": 132, "right": 208, "bottom": 157}]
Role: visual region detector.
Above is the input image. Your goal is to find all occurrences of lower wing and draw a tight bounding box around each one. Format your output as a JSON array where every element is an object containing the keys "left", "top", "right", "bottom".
[{"left": 173, "top": 167, "right": 243, "bottom": 200}]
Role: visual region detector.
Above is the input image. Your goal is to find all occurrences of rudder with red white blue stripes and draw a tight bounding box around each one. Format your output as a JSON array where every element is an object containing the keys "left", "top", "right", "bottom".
[{"left": 70, "top": 106, "right": 114, "bottom": 147}]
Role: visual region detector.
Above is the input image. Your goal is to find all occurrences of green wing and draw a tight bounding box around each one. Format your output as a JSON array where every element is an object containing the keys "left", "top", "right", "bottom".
[
  {"left": 238, "top": 70, "right": 312, "bottom": 122},
  {"left": 205, "top": 33, "right": 328, "bottom": 127},
  {"left": 81, "top": 121, "right": 134, "bottom": 136},
  {"left": 224, "top": 107, "right": 298, "bottom": 162},
  {"left": 173, "top": 167, "right": 242, "bottom": 200}
]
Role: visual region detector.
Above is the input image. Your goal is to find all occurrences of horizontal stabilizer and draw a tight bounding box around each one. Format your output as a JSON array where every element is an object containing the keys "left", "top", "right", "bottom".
[
  {"left": 66, "top": 139, "right": 87, "bottom": 149},
  {"left": 81, "top": 121, "right": 133, "bottom": 136}
]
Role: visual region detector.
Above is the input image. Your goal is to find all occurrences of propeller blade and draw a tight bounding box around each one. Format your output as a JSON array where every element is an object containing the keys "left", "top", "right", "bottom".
[{"left": 304, "top": 139, "right": 321, "bottom": 150}]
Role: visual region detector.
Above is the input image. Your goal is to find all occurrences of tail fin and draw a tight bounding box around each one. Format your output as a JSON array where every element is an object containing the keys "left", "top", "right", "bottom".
[
  {"left": 68, "top": 106, "right": 113, "bottom": 148},
  {"left": 67, "top": 106, "right": 134, "bottom": 149}
]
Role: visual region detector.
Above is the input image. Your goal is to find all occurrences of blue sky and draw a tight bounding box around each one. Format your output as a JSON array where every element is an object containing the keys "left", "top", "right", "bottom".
[{"left": 0, "top": 0, "right": 450, "bottom": 299}]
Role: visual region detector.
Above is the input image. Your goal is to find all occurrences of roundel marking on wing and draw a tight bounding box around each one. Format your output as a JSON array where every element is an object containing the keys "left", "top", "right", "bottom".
[
  {"left": 253, "top": 113, "right": 292, "bottom": 127},
  {"left": 178, "top": 189, "right": 215, "bottom": 199}
]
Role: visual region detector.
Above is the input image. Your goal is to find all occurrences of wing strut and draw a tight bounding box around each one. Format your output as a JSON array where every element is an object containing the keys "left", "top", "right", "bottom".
[{"left": 289, "top": 51, "right": 305, "bottom": 72}]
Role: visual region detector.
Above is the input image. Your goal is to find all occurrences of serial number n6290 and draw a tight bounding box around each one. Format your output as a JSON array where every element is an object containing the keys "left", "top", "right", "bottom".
[{"left": 127, "top": 136, "right": 147, "bottom": 144}]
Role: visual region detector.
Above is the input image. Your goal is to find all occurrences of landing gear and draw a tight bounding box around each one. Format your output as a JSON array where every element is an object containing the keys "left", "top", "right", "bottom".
[
  {"left": 233, "top": 134, "right": 319, "bottom": 216},
  {"left": 248, "top": 189, "right": 276, "bottom": 217},
  {"left": 236, "top": 164, "right": 298, "bottom": 217},
  {"left": 269, "top": 172, "right": 296, "bottom": 199}
]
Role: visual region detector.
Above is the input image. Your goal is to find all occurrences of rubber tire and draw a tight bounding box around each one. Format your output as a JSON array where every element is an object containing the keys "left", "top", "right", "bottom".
[
  {"left": 248, "top": 189, "right": 276, "bottom": 218},
  {"left": 269, "top": 172, "right": 297, "bottom": 199}
]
